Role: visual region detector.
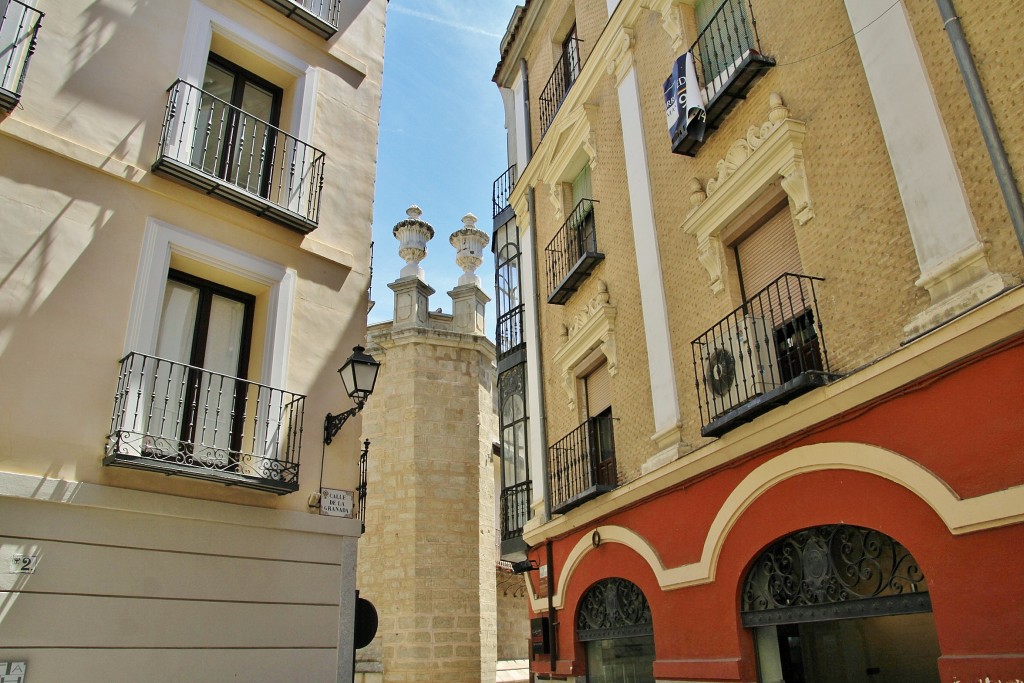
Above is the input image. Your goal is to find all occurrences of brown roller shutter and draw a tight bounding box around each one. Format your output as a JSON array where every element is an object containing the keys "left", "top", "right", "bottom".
[
  {"left": 584, "top": 362, "right": 611, "bottom": 417},
  {"left": 736, "top": 206, "right": 802, "bottom": 299}
]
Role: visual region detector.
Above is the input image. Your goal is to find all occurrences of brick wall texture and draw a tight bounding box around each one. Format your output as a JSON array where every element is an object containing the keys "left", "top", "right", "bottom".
[{"left": 508, "top": 0, "right": 1024, "bottom": 490}]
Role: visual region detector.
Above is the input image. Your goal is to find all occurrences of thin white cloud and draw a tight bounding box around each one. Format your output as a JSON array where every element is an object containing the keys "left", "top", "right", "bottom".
[{"left": 389, "top": 5, "right": 502, "bottom": 38}]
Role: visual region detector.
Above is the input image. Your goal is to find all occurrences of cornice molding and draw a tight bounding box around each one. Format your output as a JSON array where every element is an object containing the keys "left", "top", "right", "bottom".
[
  {"left": 681, "top": 93, "right": 815, "bottom": 294},
  {"left": 552, "top": 281, "right": 618, "bottom": 410}
]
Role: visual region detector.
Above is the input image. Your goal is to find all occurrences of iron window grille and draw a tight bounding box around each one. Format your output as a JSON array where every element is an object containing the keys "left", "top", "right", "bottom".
[
  {"left": 0, "top": 0, "right": 43, "bottom": 112},
  {"left": 258, "top": 0, "right": 342, "bottom": 39},
  {"left": 741, "top": 524, "right": 932, "bottom": 627},
  {"left": 545, "top": 198, "right": 603, "bottom": 305},
  {"left": 692, "top": 273, "right": 832, "bottom": 437},
  {"left": 500, "top": 479, "right": 532, "bottom": 542},
  {"left": 105, "top": 351, "right": 305, "bottom": 494},
  {"left": 152, "top": 79, "right": 326, "bottom": 234},
  {"left": 548, "top": 413, "right": 616, "bottom": 515},
  {"left": 577, "top": 578, "right": 653, "bottom": 642}
]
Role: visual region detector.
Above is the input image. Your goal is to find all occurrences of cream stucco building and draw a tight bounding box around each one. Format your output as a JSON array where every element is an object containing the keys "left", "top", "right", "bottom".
[{"left": 0, "top": 1, "right": 385, "bottom": 681}]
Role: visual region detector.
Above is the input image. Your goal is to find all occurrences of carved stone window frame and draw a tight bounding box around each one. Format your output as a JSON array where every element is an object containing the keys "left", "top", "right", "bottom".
[
  {"left": 682, "top": 93, "right": 814, "bottom": 295},
  {"left": 553, "top": 281, "right": 617, "bottom": 411}
]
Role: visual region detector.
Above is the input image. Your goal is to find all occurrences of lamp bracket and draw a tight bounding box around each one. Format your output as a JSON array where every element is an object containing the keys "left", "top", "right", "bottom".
[{"left": 324, "top": 402, "right": 364, "bottom": 445}]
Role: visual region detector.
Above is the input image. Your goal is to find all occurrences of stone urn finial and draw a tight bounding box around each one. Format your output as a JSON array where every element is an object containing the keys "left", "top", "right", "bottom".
[
  {"left": 449, "top": 213, "right": 490, "bottom": 287},
  {"left": 393, "top": 205, "right": 435, "bottom": 281}
]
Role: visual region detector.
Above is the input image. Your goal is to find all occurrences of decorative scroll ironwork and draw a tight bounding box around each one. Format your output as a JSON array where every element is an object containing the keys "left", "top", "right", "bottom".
[
  {"left": 577, "top": 578, "right": 652, "bottom": 642},
  {"left": 741, "top": 524, "right": 929, "bottom": 626},
  {"left": 105, "top": 352, "right": 304, "bottom": 494},
  {"left": 153, "top": 79, "right": 326, "bottom": 234},
  {"left": 0, "top": 0, "right": 44, "bottom": 112}
]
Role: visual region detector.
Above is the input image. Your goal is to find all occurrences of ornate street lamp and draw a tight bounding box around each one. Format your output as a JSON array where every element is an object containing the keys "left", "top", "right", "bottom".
[{"left": 324, "top": 345, "right": 380, "bottom": 445}]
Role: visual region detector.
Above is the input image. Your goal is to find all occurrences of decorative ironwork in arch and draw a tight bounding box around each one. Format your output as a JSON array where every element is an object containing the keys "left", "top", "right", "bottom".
[
  {"left": 577, "top": 578, "right": 652, "bottom": 642},
  {"left": 741, "top": 524, "right": 932, "bottom": 627}
]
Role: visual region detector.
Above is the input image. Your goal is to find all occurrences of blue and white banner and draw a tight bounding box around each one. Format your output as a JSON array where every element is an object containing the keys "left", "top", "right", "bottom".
[{"left": 663, "top": 52, "right": 707, "bottom": 146}]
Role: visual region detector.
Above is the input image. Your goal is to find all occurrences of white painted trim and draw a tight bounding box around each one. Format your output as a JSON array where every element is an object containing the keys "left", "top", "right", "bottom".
[
  {"left": 126, "top": 218, "right": 296, "bottom": 389},
  {"left": 180, "top": 1, "right": 318, "bottom": 140},
  {"left": 529, "top": 441, "right": 1024, "bottom": 611},
  {"left": 616, "top": 66, "right": 680, "bottom": 435},
  {"left": 845, "top": 0, "right": 999, "bottom": 314},
  {"left": 520, "top": 227, "right": 549, "bottom": 521}
]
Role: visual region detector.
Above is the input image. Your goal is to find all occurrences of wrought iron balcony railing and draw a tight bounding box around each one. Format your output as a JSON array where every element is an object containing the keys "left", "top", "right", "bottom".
[
  {"left": 539, "top": 37, "right": 583, "bottom": 137},
  {"left": 493, "top": 164, "right": 517, "bottom": 221},
  {"left": 105, "top": 352, "right": 305, "bottom": 494},
  {"left": 357, "top": 438, "right": 370, "bottom": 532},
  {"left": 259, "top": 0, "right": 341, "bottom": 39},
  {"left": 500, "top": 479, "right": 532, "bottom": 542},
  {"left": 672, "top": 0, "right": 774, "bottom": 156},
  {"left": 497, "top": 304, "right": 525, "bottom": 360},
  {"left": 549, "top": 415, "right": 616, "bottom": 514},
  {"left": 546, "top": 198, "right": 603, "bottom": 305},
  {"left": 0, "top": 0, "right": 43, "bottom": 112},
  {"left": 691, "top": 273, "right": 832, "bottom": 438},
  {"left": 153, "top": 79, "right": 326, "bottom": 234}
]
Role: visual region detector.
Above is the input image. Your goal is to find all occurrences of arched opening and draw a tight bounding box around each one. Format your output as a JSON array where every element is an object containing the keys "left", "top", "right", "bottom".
[
  {"left": 741, "top": 524, "right": 940, "bottom": 682},
  {"left": 577, "top": 577, "right": 655, "bottom": 683}
]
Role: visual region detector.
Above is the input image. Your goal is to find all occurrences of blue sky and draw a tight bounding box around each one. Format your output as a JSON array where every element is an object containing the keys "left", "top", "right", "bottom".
[{"left": 369, "top": 1, "right": 520, "bottom": 327}]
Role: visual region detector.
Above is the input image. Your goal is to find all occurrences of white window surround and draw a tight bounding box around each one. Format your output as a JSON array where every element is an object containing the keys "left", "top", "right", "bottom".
[
  {"left": 682, "top": 92, "right": 814, "bottom": 296},
  {"left": 125, "top": 218, "right": 296, "bottom": 390},
  {"left": 179, "top": 1, "right": 319, "bottom": 142},
  {"left": 552, "top": 281, "right": 617, "bottom": 413}
]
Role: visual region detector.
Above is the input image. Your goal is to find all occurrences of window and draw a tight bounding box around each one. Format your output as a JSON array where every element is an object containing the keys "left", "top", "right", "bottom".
[
  {"left": 547, "top": 166, "right": 602, "bottom": 304},
  {"left": 105, "top": 219, "right": 303, "bottom": 493},
  {"left": 194, "top": 54, "right": 283, "bottom": 199},
  {"left": 146, "top": 270, "right": 255, "bottom": 466},
  {"left": 562, "top": 24, "right": 582, "bottom": 89},
  {"left": 578, "top": 578, "right": 655, "bottom": 683},
  {"left": 0, "top": 0, "right": 43, "bottom": 111},
  {"left": 539, "top": 20, "right": 585, "bottom": 135},
  {"left": 151, "top": 5, "right": 325, "bottom": 233},
  {"left": 583, "top": 361, "right": 616, "bottom": 489}
]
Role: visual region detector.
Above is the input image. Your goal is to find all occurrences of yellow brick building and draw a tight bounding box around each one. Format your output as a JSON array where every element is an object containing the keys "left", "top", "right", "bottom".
[{"left": 490, "top": 0, "right": 1024, "bottom": 681}]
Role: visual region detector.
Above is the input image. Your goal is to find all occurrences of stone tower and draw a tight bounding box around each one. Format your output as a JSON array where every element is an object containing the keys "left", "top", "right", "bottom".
[{"left": 356, "top": 208, "right": 499, "bottom": 682}]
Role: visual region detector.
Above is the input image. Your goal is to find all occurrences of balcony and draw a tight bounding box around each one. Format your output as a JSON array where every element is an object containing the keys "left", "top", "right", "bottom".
[
  {"left": 549, "top": 415, "right": 617, "bottom": 515},
  {"left": 105, "top": 352, "right": 305, "bottom": 494},
  {"left": 546, "top": 199, "right": 603, "bottom": 305},
  {"left": 500, "top": 479, "right": 532, "bottom": 556},
  {"left": 691, "top": 273, "right": 833, "bottom": 438},
  {"left": 152, "top": 79, "right": 325, "bottom": 234},
  {"left": 0, "top": 0, "right": 43, "bottom": 112},
  {"left": 539, "top": 36, "right": 583, "bottom": 137},
  {"left": 672, "top": 0, "right": 774, "bottom": 157},
  {"left": 497, "top": 303, "right": 525, "bottom": 362},
  {"left": 259, "top": 0, "right": 341, "bottom": 39},
  {"left": 493, "top": 163, "right": 517, "bottom": 225}
]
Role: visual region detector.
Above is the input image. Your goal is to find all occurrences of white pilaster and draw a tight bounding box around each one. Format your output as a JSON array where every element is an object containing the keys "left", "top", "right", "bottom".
[
  {"left": 846, "top": 0, "right": 1006, "bottom": 336},
  {"left": 612, "top": 41, "right": 686, "bottom": 464}
]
